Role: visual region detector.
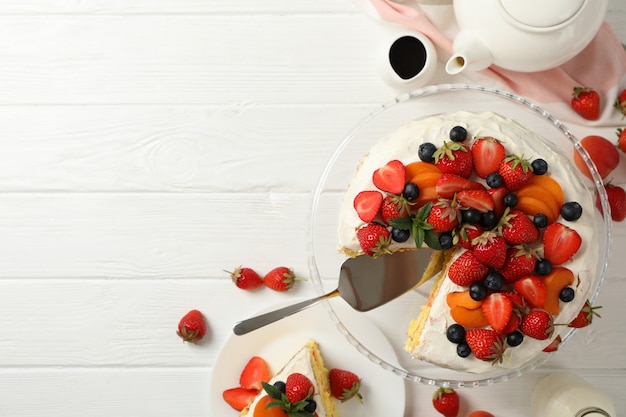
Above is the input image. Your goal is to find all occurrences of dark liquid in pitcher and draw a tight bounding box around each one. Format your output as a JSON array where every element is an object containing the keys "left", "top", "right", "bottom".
[{"left": 389, "top": 36, "right": 428, "bottom": 80}]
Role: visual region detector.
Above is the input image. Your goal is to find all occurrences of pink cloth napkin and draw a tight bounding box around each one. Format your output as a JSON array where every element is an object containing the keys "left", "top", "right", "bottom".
[{"left": 368, "top": 0, "right": 626, "bottom": 129}]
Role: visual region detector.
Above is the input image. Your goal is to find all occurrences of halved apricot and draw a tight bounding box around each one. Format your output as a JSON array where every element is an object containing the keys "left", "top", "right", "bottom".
[
  {"left": 412, "top": 186, "right": 439, "bottom": 209},
  {"left": 516, "top": 195, "right": 558, "bottom": 224},
  {"left": 405, "top": 161, "right": 441, "bottom": 179},
  {"left": 446, "top": 290, "right": 483, "bottom": 310},
  {"left": 542, "top": 266, "right": 575, "bottom": 315},
  {"left": 516, "top": 185, "right": 561, "bottom": 218},
  {"left": 450, "top": 305, "right": 489, "bottom": 328},
  {"left": 525, "top": 176, "right": 564, "bottom": 207},
  {"left": 411, "top": 171, "right": 443, "bottom": 190}
]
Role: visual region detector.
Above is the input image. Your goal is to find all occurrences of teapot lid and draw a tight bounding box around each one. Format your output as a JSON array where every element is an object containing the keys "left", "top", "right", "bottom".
[{"left": 500, "top": 0, "right": 584, "bottom": 28}]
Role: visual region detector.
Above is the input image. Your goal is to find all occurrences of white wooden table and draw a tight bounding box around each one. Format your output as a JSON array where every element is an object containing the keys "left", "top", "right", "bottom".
[{"left": 0, "top": 1, "right": 624, "bottom": 416}]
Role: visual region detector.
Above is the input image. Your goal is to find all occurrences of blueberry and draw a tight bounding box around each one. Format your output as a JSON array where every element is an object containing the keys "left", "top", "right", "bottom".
[
  {"left": 486, "top": 172, "right": 504, "bottom": 188},
  {"left": 535, "top": 258, "right": 553, "bottom": 275},
  {"left": 418, "top": 142, "right": 437, "bottom": 162},
  {"left": 403, "top": 182, "right": 420, "bottom": 201},
  {"left": 559, "top": 287, "right": 575, "bottom": 302},
  {"left": 533, "top": 213, "right": 549, "bottom": 228},
  {"left": 439, "top": 232, "right": 454, "bottom": 250},
  {"left": 449, "top": 126, "right": 468, "bottom": 142},
  {"left": 457, "top": 342, "right": 471, "bottom": 358},
  {"left": 480, "top": 211, "right": 498, "bottom": 230},
  {"left": 560, "top": 201, "right": 583, "bottom": 221},
  {"left": 446, "top": 324, "right": 466, "bottom": 344},
  {"left": 391, "top": 227, "right": 411, "bottom": 243},
  {"left": 507, "top": 331, "right": 524, "bottom": 347},
  {"left": 304, "top": 399, "right": 317, "bottom": 413},
  {"left": 274, "top": 381, "right": 286, "bottom": 393},
  {"left": 532, "top": 158, "right": 548, "bottom": 175},
  {"left": 469, "top": 282, "right": 488, "bottom": 301},
  {"left": 484, "top": 270, "right": 505, "bottom": 291},
  {"left": 503, "top": 192, "right": 518, "bottom": 208},
  {"left": 462, "top": 208, "right": 482, "bottom": 225}
]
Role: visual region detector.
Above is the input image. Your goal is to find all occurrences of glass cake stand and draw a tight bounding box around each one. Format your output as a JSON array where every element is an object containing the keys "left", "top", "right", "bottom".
[{"left": 307, "top": 84, "right": 612, "bottom": 387}]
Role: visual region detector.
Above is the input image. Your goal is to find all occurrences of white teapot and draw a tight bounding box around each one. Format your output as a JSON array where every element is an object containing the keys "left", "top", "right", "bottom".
[{"left": 445, "top": 0, "right": 608, "bottom": 74}]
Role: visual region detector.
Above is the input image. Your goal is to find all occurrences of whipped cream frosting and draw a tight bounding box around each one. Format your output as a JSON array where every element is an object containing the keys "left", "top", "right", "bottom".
[
  {"left": 337, "top": 111, "right": 599, "bottom": 374},
  {"left": 243, "top": 345, "right": 327, "bottom": 417}
]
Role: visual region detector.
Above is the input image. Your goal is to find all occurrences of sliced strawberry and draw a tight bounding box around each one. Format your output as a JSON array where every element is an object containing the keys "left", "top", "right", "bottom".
[
  {"left": 472, "top": 136, "right": 506, "bottom": 178},
  {"left": 457, "top": 189, "right": 495, "bottom": 213},
  {"left": 353, "top": 190, "right": 383, "bottom": 223},
  {"left": 372, "top": 160, "right": 406, "bottom": 194},
  {"left": 435, "top": 173, "right": 484, "bottom": 199},
  {"left": 487, "top": 186, "right": 508, "bottom": 217},
  {"left": 501, "top": 312, "right": 521, "bottom": 334},
  {"left": 239, "top": 356, "right": 271, "bottom": 390},
  {"left": 568, "top": 300, "right": 602, "bottom": 328},
  {"left": 482, "top": 293, "right": 513, "bottom": 333},
  {"left": 542, "top": 222, "right": 582, "bottom": 265},
  {"left": 501, "top": 291, "right": 525, "bottom": 310},
  {"left": 542, "top": 335, "right": 562, "bottom": 352},
  {"left": 514, "top": 275, "right": 547, "bottom": 309},
  {"left": 223, "top": 387, "right": 258, "bottom": 411}
]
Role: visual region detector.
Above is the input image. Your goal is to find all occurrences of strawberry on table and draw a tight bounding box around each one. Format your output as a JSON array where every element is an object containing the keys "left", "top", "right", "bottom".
[
  {"left": 542, "top": 222, "right": 582, "bottom": 265},
  {"left": 465, "top": 328, "right": 505, "bottom": 362},
  {"left": 498, "top": 154, "right": 533, "bottom": 191},
  {"left": 176, "top": 309, "right": 207, "bottom": 344},
  {"left": 353, "top": 190, "right": 383, "bottom": 223},
  {"left": 520, "top": 309, "right": 553, "bottom": 340},
  {"left": 372, "top": 159, "right": 406, "bottom": 194},
  {"left": 357, "top": 223, "right": 391, "bottom": 257},
  {"left": 263, "top": 266, "right": 299, "bottom": 291},
  {"left": 434, "top": 141, "right": 473, "bottom": 178},
  {"left": 615, "top": 88, "right": 626, "bottom": 118},
  {"left": 432, "top": 387, "right": 460, "bottom": 417},
  {"left": 225, "top": 266, "right": 264, "bottom": 290},
  {"left": 597, "top": 183, "right": 626, "bottom": 222},
  {"left": 571, "top": 86, "right": 601, "bottom": 120},
  {"left": 222, "top": 387, "right": 258, "bottom": 411},
  {"left": 239, "top": 356, "right": 271, "bottom": 390},
  {"left": 568, "top": 300, "right": 602, "bottom": 328},
  {"left": 329, "top": 368, "right": 363, "bottom": 403},
  {"left": 616, "top": 128, "right": 626, "bottom": 152},
  {"left": 471, "top": 136, "right": 506, "bottom": 178}
]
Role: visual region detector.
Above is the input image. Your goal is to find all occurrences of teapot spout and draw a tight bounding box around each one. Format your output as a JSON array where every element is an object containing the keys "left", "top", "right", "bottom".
[{"left": 445, "top": 31, "right": 493, "bottom": 75}]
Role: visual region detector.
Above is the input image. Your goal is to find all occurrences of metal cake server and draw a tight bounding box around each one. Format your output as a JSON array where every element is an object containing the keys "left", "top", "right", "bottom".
[{"left": 233, "top": 249, "right": 438, "bottom": 335}]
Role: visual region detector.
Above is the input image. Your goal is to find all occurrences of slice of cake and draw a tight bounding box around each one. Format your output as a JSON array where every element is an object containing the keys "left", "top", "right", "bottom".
[
  {"left": 337, "top": 111, "right": 598, "bottom": 374},
  {"left": 240, "top": 339, "right": 339, "bottom": 417}
]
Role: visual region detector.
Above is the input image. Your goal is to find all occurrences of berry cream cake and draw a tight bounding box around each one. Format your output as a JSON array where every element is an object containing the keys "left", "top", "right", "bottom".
[
  {"left": 337, "top": 111, "right": 598, "bottom": 374},
  {"left": 240, "top": 339, "right": 338, "bottom": 416}
]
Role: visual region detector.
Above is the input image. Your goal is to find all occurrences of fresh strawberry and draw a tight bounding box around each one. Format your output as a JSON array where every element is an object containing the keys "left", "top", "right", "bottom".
[
  {"left": 381, "top": 195, "right": 410, "bottom": 224},
  {"left": 435, "top": 173, "right": 484, "bottom": 198},
  {"left": 372, "top": 160, "right": 406, "bottom": 194},
  {"left": 329, "top": 368, "right": 363, "bottom": 403},
  {"left": 542, "top": 335, "right": 562, "bottom": 352},
  {"left": 471, "top": 231, "right": 507, "bottom": 269},
  {"left": 501, "top": 291, "right": 525, "bottom": 310},
  {"left": 573, "top": 135, "right": 620, "bottom": 180},
  {"left": 616, "top": 128, "right": 626, "bottom": 152},
  {"left": 500, "top": 209, "right": 540, "bottom": 244},
  {"left": 499, "top": 155, "right": 533, "bottom": 191},
  {"left": 285, "top": 372, "right": 314, "bottom": 403},
  {"left": 432, "top": 387, "right": 460, "bottom": 417},
  {"left": 357, "top": 223, "right": 391, "bottom": 257},
  {"left": 571, "top": 86, "right": 601, "bottom": 120},
  {"left": 514, "top": 275, "right": 547, "bottom": 308},
  {"left": 468, "top": 412, "right": 495, "bottom": 417},
  {"left": 500, "top": 246, "right": 537, "bottom": 283},
  {"left": 568, "top": 300, "right": 602, "bottom": 328},
  {"left": 457, "top": 224, "right": 483, "bottom": 249},
  {"left": 597, "top": 183, "right": 626, "bottom": 222},
  {"left": 520, "top": 309, "right": 553, "bottom": 340},
  {"left": 457, "top": 189, "right": 495, "bottom": 213},
  {"left": 448, "top": 250, "right": 489, "bottom": 286},
  {"left": 176, "top": 309, "right": 206, "bottom": 344},
  {"left": 353, "top": 190, "right": 383, "bottom": 223},
  {"left": 434, "top": 142, "right": 473, "bottom": 178},
  {"left": 482, "top": 293, "right": 513, "bottom": 333},
  {"left": 222, "top": 387, "right": 258, "bottom": 411},
  {"left": 465, "top": 328, "right": 505, "bottom": 362},
  {"left": 487, "top": 186, "right": 508, "bottom": 217},
  {"left": 614, "top": 88, "right": 626, "bottom": 119},
  {"left": 472, "top": 136, "right": 506, "bottom": 178},
  {"left": 426, "top": 199, "right": 459, "bottom": 233},
  {"left": 239, "top": 356, "right": 271, "bottom": 390},
  {"left": 501, "top": 312, "right": 522, "bottom": 334},
  {"left": 263, "top": 266, "right": 299, "bottom": 291},
  {"left": 225, "top": 266, "right": 263, "bottom": 290},
  {"left": 542, "top": 222, "right": 582, "bottom": 265}
]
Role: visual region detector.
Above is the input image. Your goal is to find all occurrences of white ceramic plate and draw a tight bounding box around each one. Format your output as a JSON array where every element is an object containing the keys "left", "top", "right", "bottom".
[{"left": 209, "top": 300, "right": 406, "bottom": 416}]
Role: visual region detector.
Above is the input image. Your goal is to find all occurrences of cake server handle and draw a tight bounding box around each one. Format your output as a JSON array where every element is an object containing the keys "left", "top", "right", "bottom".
[{"left": 232, "top": 289, "right": 340, "bottom": 335}]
